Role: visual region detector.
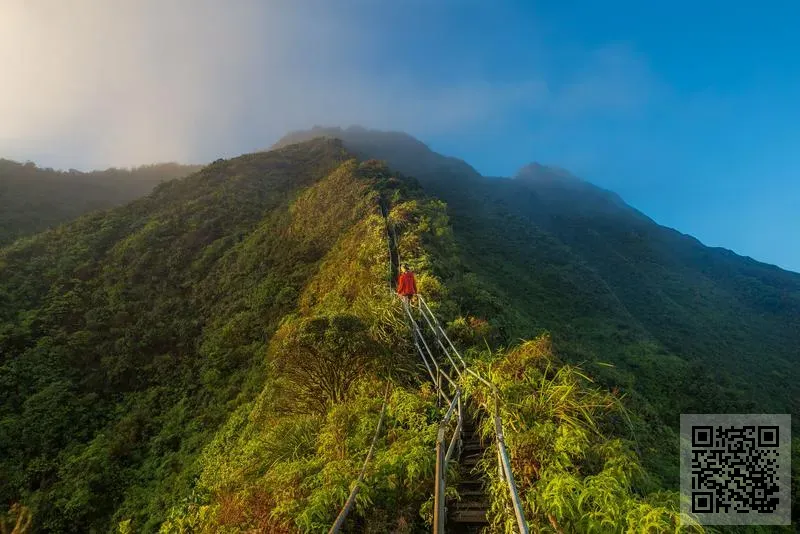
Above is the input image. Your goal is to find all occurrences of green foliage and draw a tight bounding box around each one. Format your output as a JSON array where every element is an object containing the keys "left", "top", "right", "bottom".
[
  {"left": 154, "top": 159, "right": 453, "bottom": 533},
  {"left": 5, "top": 131, "right": 797, "bottom": 532},
  {"left": 275, "top": 127, "right": 800, "bottom": 495},
  {"left": 0, "top": 139, "right": 405, "bottom": 531},
  {"left": 273, "top": 314, "right": 381, "bottom": 413},
  {"left": 0, "top": 159, "right": 202, "bottom": 246},
  {"left": 463, "top": 336, "right": 701, "bottom": 533}
]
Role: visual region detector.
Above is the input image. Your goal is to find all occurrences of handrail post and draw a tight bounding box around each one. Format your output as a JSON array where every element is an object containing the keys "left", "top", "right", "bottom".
[
  {"left": 433, "top": 434, "right": 446, "bottom": 534},
  {"left": 410, "top": 296, "right": 530, "bottom": 532},
  {"left": 494, "top": 414, "right": 529, "bottom": 534},
  {"left": 457, "top": 392, "right": 463, "bottom": 458},
  {"left": 437, "top": 372, "right": 442, "bottom": 408},
  {"left": 497, "top": 437, "right": 504, "bottom": 480}
]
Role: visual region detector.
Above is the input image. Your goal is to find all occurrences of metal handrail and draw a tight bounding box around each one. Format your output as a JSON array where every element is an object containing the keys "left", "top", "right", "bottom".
[
  {"left": 445, "top": 393, "right": 463, "bottom": 464},
  {"left": 415, "top": 300, "right": 464, "bottom": 379},
  {"left": 404, "top": 301, "right": 465, "bottom": 534},
  {"left": 433, "top": 389, "right": 463, "bottom": 533},
  {"left": 329, "top": 384, "right": 391, "bottom": 533},
  {"left": 418, "top": 297, "right": 468, "bottom": 368},
  {"left": 494, "top": 413, "right": 528, "bottom": 533},
  {"left": 417, "top": 295, "right": 529, "bottom": 534},
  {"left": 382, "top": 205, "right": 526, "bottom": 532},
  {"left": 413, "top": 334, "right": 438, "bottom": 386},
  {"left": 403, "top": 302, "right": 458, "bottom": 392}
]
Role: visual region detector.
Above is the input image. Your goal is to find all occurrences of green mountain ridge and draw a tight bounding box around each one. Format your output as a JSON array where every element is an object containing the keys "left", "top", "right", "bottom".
[
  {"left": 274, "top": 127, "right": 800, "bottom": 420},
  {"left": 0, "top": 159, "right": 203, "bottom": 246},
  {"left": 273, "top": 126, "right": 800, "bottom": 502},
  {"left": 1, "top": 132, "right": 797, "bottom": 532},
  {"left": 1, "top": 140, "right": 361, "bottom": 530}
]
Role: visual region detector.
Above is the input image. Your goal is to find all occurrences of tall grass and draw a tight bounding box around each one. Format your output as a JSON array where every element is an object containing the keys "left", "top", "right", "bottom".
[{"left": 463, "top": 335, "right": 704, "bottom": 533}]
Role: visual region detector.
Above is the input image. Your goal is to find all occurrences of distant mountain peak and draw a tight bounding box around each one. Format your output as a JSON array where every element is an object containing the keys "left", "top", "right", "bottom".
[
  {"left": 270, "top": 125, "right": 483, "bottom": 183},
  {"left": 514, "top": 162, "right": 585, "bottom": 185},
  {"left": 273, "top": 125, "right": 428, "bottom": 152}
]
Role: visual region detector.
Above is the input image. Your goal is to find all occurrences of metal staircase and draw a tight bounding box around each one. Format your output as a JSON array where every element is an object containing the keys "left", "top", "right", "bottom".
[
  {"left": 329, "top": 201, "right": 529, "bottom": 533},
  {"left": 412, "top": 296, "right": 528, "bottom": 534},
  {"left": 449, "top": 407, "right": 489, "bottom": 531}
]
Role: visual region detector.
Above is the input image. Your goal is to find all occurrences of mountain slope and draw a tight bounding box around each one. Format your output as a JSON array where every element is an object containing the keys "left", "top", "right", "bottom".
[
  {"left": 3, "top": 130, "right": 797, "bottom": 530},
  {"left": 274, "top": 126, "right": 800, "bottom": 483},
  {"left": 0, "top": 159, "right": 203, "bottom": 246},
  {"left": 0, "top": 140, "right": 380, "bottom": 531},
  {"left": 1, "top": 138, "right": 703, "bottom": 533}
]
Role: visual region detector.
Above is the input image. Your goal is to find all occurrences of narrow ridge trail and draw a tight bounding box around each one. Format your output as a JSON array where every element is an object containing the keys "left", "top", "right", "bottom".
[
  {"left": 448, "top": 406, "right": 490, "bottom": 532},
  {"left": 381, "top": 198, "right": 527, "bottom": 533},
  {"left": 330, "top": 200, "right": 528, "bottom": 533}
]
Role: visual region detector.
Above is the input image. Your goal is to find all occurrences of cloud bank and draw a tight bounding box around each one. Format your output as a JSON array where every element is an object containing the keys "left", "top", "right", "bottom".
[{"left": 0, "top": 0, "right": 658, "bottom": 169}]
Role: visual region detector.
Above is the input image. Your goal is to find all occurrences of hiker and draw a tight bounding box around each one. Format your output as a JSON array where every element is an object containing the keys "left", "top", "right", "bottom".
[{"left": 396, "top": 263, "right": 417, "bottom": 304}]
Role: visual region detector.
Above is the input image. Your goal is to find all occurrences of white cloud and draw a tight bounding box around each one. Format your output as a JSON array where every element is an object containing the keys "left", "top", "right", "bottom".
[{"left": 0, "top": 1, "right": 659, "bottom": 169}]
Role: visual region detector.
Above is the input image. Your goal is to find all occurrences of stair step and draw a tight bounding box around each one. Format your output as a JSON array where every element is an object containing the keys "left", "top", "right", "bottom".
[
  {"left": 449, "top": 409, "right": 491, "bottom": 529},
  {"left": 454, "top": 499, "right": 490, "bottom": 510},
  {"left": 458, "top": 480, "right": 484, "bottom": 491},
  {"left": 450, "top": 509, "right": 489, "bottom": 523}
]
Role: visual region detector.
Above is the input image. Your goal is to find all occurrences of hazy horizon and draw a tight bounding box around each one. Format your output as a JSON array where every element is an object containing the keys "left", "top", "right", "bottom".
[{"left": 2, "top": 1, "right": 798, "bottom": 272}]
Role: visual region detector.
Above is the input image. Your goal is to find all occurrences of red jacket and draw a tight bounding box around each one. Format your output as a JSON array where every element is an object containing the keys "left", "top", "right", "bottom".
[{"left": 397, "top": 271, "right": 417, "bottom": 296}]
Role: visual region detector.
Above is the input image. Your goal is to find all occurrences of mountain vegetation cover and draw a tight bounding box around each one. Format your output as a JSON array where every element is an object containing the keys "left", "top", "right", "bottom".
[
  {"left": 1, "top": 133, "right": 797, "bottom": 532},
  {"left": 276, "top": 126, "right": 800, "bottom": 485},
  {"left": 0, "top": 159, "right": 202, "bottom": 246}
]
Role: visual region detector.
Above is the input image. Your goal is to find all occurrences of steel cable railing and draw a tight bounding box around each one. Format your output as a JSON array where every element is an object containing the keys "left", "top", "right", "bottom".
[
  {"left": 433, "top": 389, "right": 463, "bottom": 533},
  {"left": 405, "top": 304, "right": 458, "bottom": 390},
  {"left": 415, "top": 300, "right": 464, "bottom": 380},
  {"left": 404, "top": 305, "right": 463, "bottom": 533}
]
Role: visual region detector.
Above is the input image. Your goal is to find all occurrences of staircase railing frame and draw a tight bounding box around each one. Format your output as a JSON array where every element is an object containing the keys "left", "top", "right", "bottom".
[
  {"left": 417, "top": 296, "right": 529, "bottom": 534},
  {"left": 328, "top": 384, "right": 391, "bottom": 534},
  {"left": 383, "top": 200, "right": 527, "bottom": 533}
]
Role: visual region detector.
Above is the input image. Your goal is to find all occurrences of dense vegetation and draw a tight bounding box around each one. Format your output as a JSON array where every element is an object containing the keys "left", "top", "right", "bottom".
[
  {"left": 0, "top": 159, "right": 202, "bottom": 245},
  {"left": 275, "top": 127, "right": 800, "bottom": 490},
  {"left": 0, "top": 140, "right": 490, "bottom": 531},
  {"left": 463, "top": 336, "right": 699, "bottom": 532},
  {"left": 1, "top": 132, "right": 797, "bottom": 531},
  {"left": 0, "top": 140, "right": 373, "bottom": 530},
  {"left": 155, "top": 153, "right": 699, "bottom": 532}
]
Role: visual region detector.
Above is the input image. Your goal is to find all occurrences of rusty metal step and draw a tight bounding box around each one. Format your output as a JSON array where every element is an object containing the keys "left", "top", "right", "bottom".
[
  {"left": 457, "top": 488, "right": 485, "bottom": 497},
  {"left": 453, "top": 499, "right": 490, "bottom": 510},
  {"left": 450, "top": 509, "right": 489, "bottom": 524}
]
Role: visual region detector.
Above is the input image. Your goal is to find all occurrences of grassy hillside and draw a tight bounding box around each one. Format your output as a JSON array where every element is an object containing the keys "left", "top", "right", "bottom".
[
  {"left": 0, "top": 140, "right": 365, "bottom": 531},
  {"left": 153, "top": 149, "right": 690, "bottom": 533},
  {"left": 274, "top": 128, "right": 800, "bottom": 489},
  {"left": 0, "top": 159, "right": 203, "bottom": 246},
  {"left": 1, "top": 138, "right": 704, "bottom": 532}
]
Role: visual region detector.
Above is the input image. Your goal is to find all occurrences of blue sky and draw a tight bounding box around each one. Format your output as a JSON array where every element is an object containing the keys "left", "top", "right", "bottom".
[
  {"left": 2, "top": 1, "right": 798, "bottom": 271},
  {"left": 399, "top": 1, "right": 800, "bottom": 273}
]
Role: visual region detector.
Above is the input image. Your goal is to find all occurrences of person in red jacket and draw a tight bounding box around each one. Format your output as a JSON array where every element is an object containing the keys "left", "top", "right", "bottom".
[{"left": 396, "top": 263, "right": 417, "bottom": 304}]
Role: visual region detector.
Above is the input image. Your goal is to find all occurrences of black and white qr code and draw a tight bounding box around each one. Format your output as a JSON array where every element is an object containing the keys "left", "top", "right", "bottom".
[{"left": 680, "top": 414, "right": 791, "bottom": 526}]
